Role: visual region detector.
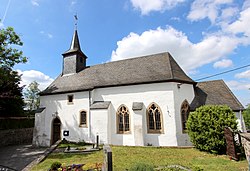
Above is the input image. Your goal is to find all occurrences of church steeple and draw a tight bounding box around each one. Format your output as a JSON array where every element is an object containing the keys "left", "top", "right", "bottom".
[
  {"left": 70, "top": 30, "right": 81, "bottom": 50},
  {"left": 62, "top": 28, "right": 87, "bottom": 75}
]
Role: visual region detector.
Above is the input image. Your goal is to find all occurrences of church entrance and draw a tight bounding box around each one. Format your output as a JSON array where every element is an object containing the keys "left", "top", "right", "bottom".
[{"left": 51, "top": 117, "right": 61, "bottom": 145}]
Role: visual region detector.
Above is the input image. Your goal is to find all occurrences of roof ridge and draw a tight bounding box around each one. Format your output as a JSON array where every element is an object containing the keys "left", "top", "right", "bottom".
[
  {"left": 198, "top": 79, "right": 223, "bottom": 83},
  {"left": 87, "top": 52, "right": 170, "bottom": 68}
]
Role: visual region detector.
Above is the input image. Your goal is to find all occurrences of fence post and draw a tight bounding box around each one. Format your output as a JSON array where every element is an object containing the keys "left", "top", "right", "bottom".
[
  {"left": 102, "top": 145, "right": 112, "bottom": 171},
  {"left": 96, "top": 135, "right": 99, "bottom": 149}
]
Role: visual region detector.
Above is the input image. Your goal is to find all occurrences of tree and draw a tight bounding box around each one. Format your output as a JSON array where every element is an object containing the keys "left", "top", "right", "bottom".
[
  {"left": 187, "top": 105, "right": 238, "bottom": 154},
  {"left": 0, "top": 67, "right": 24, "bottom": 116},
  {"left": 0, "top": 27, "right": 27, "bottom": 68},
  {"left": 243, "top": 105, "right": 250, "bottom": 130},
  {"left": 23, "top": 81, "right": 40, "bottom": 111},
  {"left": 0, "top": 26, "right": 27, "bottom": 116}
]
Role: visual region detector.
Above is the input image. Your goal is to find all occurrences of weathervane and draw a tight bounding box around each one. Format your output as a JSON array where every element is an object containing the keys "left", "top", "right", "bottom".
[{"left": 74, "top": 14, "right": 78, "bottom": 30}]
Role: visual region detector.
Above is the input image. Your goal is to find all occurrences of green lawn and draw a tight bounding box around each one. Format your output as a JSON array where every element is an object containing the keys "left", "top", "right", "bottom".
[{"left": 31, "top": 146, "right": 248, "bottom": 171}]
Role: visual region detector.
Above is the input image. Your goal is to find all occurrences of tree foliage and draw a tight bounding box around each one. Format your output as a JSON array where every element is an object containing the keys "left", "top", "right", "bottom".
[
  {"left": 243, "top": 105, "right": 250, "bottom": 130},
  {"left": 0, "top": 26, "right": 27, "bottom": 116},
  {"left": 187, "top": 105, "right": 238, "bottom": 154},
  {"left": 0, "top": 67, "right": 24, "bottom": 116},
  {"left": 23, "top": 81, "right": 40, "bottom": 111},
  {"left": 0, "top": 27, "right": 27, "bottom": 68}
]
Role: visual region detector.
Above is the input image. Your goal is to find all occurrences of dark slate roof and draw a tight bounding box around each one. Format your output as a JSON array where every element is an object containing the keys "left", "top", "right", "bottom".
[
  {"left": 132, "top": 102, "right": 143, "bottom": 110},
  {"left": 90, "top": 101, "right": 111, "bottom": 110},
  {"left": 190, "top": 80, "right": 244, "bottom": 111},
  {"left": 62, "top": 30, "right": 87, "bottom": 58},
  {"left": 40, "top": 52, "right": 194, "bottom": 95}
]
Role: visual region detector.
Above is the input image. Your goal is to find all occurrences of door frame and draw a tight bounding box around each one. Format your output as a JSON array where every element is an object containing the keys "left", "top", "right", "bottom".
[{"left": 51, "top": 117, "right": 61, "bottom": 145}]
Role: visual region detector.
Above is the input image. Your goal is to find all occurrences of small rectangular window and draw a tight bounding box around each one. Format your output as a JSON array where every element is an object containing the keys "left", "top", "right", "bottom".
[
  {"left": 67, "top": 95, "right": 74, "bottom": 104},
  {"left": 80, "top": 111, "right": 87, "bottom": 127}
]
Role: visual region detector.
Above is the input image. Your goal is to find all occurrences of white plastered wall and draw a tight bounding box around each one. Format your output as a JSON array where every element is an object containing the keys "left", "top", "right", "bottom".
[
  {"left": 90, "top": 108, "right": 110, "bottom": 144},
  {"left": 173, "top": 83, "right": 195, "bottom": 146},
  {"left": 35, "top": 91, "right": 91, "bottom": 146},
  {"left": 34, "top": 82, "right": 195, "bottom": 147},
  {"left": 92, "top": 82, "right": 194, "bottom": 146}
]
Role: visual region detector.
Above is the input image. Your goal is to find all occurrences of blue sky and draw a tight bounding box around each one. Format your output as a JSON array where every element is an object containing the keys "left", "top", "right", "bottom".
[{"left": 1, "top": 0, "right": 250, "bottom": 106}]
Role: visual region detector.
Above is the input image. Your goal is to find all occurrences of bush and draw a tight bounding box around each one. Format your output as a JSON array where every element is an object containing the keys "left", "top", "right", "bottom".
[
  {"left": 129, "top": 163, "right": 154, "bottom": 171},
  {"left": 50, "top": 161, "right": 62, "bottom": 170},
  {"left": 243, "top": 105, "right": 250, "bottom": 130},
  {"left": 187, "top": 105, "right": 237, "bottom": 154}
]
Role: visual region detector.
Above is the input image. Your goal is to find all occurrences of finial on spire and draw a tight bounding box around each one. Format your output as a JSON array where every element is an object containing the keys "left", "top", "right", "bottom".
[{"left": 74, "top": 13, "right": 78, "bottom": 30}]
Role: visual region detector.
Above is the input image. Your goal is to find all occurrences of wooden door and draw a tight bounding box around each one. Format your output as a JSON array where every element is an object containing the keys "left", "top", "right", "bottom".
[{"left": 52, "top": 117, "right": 61, "bottom": 145}]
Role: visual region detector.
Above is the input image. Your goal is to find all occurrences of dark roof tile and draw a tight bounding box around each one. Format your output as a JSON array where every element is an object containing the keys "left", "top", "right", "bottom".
[
  {"left": 41, "top": 52, "right": 194, "bottom": 95},
  {"left": 90, "top": 101, "right": 111, "bottom": 110},
  {"left": 190, "top": 80, "right": 244, "bottom": 111}
]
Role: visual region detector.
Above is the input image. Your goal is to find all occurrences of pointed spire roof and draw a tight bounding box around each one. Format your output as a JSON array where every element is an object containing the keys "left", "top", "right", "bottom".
[{"left": 62, "top": 29, "right": 87, "bottom": 58}]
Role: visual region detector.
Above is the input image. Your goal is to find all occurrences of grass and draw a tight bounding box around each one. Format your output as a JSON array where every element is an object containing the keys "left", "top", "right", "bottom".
[{"left": 31, "top": 146, "right": 248, "bottom": 171}]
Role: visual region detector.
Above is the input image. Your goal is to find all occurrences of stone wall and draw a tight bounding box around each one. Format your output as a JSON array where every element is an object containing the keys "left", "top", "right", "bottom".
[
  {"left": 0, "top": 128, "right": 33, "bottom": 146},
  {"left": 240, "top": 133, "right": 250, "bottom": 170}
]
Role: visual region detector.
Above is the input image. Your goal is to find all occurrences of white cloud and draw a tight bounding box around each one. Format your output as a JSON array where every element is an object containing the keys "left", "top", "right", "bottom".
[
  {"left": 17, "top": 70, "right": 54, "bottom": 91},
  {"left": 48, "top": 34, "right": 53, "bottom": 39},
  {"left": 213, "top": 59, "right": 233, "bottom": 68},
  {"left": 71, "top": 0, "right": 77, "bottom": 6},
  {"left": 40, "top": 30, "right": 53, "bottom": 39},
  {"left": 170, "top": 17, "right": 181, "bottom": 22},
  {"left": 130, "top": 0, "right": 186, "bottom": 15},
  {"left": 226, "top": 7, "right": 250, "bottom": 37},
  {"left": 235, "top": 70, "right": 250, "bottom": 79},
  {"left": 226, "top": 80, "right": 250, "bottom": 90},
  {"left": 243, "top": 0, "right": 250, "bottom": 10},
  {"left": 31, "top": 0, "right": 39, "bottom": 6},
  {"left": 111, "top": 26, "right": 239, "bottom": 72},
  {"left": 187, "top": 0, "right": 233, "bottom": 23},
  {"left": 220, "top": 7, "right": 239, "bottom": 22}
]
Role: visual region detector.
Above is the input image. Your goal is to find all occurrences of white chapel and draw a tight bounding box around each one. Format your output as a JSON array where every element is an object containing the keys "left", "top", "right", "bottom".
[{"left": 33, "top": 29, "right": 245, "bottom": 147}]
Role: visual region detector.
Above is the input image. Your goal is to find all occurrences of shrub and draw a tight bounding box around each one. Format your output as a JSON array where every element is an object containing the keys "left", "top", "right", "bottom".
[
  {"left": 243, "top": 105, "right": 250, "bottom": 130},
  {"left": 187, "top": 105, "right": 237, "bottom": 154},
  {"left": 50, "top": 161, "right": 62, "bottom": 170}
]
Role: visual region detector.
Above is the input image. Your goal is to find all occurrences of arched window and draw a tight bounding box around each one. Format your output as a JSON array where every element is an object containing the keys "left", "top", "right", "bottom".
[
  {"left": 181, "top": 100, "right": 190, "bottom": 133},
  {"left": 117, "top": 105, "right": 130, "bottom": 134},
  {"left": 147, "top": 103, "right": 163, "bottom": 133},
  {"left": 79, "top": 110, "right": 87, "bottom": 127}
]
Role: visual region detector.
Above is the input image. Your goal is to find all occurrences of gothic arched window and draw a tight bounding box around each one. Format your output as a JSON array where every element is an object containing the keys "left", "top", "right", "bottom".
[
  {"left": 147, "top": 103, "right": 163, "bottom": 133},
  {"left": 181, "top": 100, "right": 190, "bottom": 133},
  {"left": 117, "top": 105, "right": 130, "bottom": 134}
]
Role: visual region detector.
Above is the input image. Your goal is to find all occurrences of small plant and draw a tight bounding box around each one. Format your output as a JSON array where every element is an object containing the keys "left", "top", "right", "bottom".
[
  {"left": 129, "top": 163, "right": 154, "bottom": 171},
  {"left": 50, "top": 161, "right": 62, "bottom": 170},
  {"left": 76, "top": 140, "right": 86, "bottom": 146},
  {"left": 193, "top": 166, "right": 204, "bottom": 171}
]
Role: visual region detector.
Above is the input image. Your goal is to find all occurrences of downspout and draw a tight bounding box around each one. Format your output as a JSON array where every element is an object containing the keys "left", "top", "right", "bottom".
[{"left": 89, "top": 90, "right": 92, "bottom": 142}]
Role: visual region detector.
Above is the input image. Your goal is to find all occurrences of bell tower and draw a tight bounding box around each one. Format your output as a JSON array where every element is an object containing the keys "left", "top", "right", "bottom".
[{"left": 62, "top": 28, "right": 87, "bottom": 75}]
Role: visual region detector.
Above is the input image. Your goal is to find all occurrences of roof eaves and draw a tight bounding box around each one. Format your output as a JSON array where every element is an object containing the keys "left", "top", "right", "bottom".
[{"left": 40, "top": 79, "right": 196, "bottom": 96}]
